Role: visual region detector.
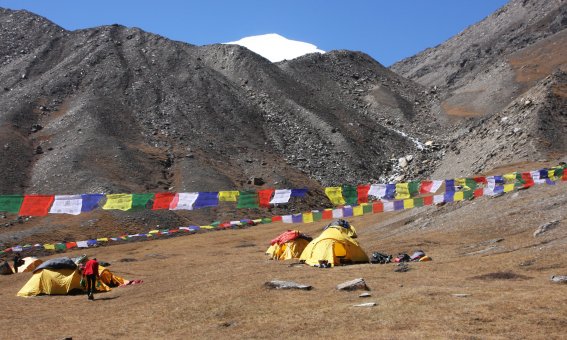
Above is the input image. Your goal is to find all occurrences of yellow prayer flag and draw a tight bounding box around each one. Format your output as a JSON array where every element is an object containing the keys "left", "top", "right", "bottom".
[
  {"left": 453, "top": 191, "right": 464, "bottom": 201},
  {"left": 219, "top": 191, "right": 239, "bottom": 202},
  {"left": 395, "top": 183, "right": 410, "bottom": 200},
  {"left": 503, "top": 183, "right": 515, "bottom": 192},
  {"left": 148, "top": 230, "right": 159, "bottom": 234},
  {"left": 353, "top": 205, "right": 364, "bottom": 216},
  {"left": 455, "top": 178, "right": 466, "bottom": 188},
  {"left": 548, "top": 169, "right": 556, "bottom": 180},
  {"left": 44, "top": 244, "right": 55, "bottom": 250},
  {"left": 302, "top": 212, "right": 314, "bottom": 223},
  {"left": 200, "top": 225, "right": 216, "bottom": 229},
  {"left": 403, "top": 199, "right": 415, "bottom": 209},
  {"left": 103, "top": 194, "right": 133, "bottom": 211},
  {"left": 324, "top": 187, "right": 346, "bottom": 206},
  {"left": 503, "top": 173, "right": 516, "bottom": 184},
  {"left": 96, "top": 238, "right": 109, "bottom": 242}
]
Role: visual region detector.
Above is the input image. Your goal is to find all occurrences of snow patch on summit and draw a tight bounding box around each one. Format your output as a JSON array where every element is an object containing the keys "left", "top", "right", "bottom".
[{"left": 225, "top": 33, "right": 324, "bottom": 62}]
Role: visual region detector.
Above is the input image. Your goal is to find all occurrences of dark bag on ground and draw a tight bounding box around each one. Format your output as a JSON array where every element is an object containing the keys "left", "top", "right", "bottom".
[{"left": 370, "top": 252, "right": 392, "bottom": 264}]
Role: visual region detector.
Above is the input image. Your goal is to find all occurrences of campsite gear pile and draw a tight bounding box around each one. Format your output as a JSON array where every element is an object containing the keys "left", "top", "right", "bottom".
[
  {"left": 266, "top": 221, "right": 432, "bottom": 268},
  {"left": 370, "top": 250, "right": 431, "bottom": 264},
  {"left": 16, "top": 256, "right": 129, "bottom": 297},
  {"left": 370, "top": 252, "right": 392, "bottom": 264}
]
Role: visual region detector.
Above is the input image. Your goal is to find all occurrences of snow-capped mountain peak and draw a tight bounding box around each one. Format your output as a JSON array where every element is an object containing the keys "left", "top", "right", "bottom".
[{"left": 225, "top": 33, "right": 324, "bottom": 62}]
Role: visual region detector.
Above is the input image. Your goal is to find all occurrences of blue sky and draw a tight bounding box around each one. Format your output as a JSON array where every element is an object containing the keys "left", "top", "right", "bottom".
[{"left": 1, "top": 0, "right": 508, "bottom": 66}]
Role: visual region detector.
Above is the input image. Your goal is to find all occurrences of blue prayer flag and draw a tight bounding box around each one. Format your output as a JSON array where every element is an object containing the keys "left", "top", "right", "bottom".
[
  {"left": 193, "top": 192, "right": 219, "bottom": 209},
  {"left": 291, "top": 188, "right": 308, "bottom": 197},
  {"left": 81, "top": 194, "right": 104, "bottom": 212}
]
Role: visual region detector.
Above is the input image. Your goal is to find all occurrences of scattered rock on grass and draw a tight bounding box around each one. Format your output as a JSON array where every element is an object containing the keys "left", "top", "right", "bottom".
[
  {"left": 353, "top": 302, "right": 376, "bottom": 307},
  {"left": 265, "top": 280, "right": 312, "bottom": 290},
  {"left": 452, "top": 294, "right": 470, "bottom": 298},
  {"left": 359, "top": 292, "right": 372, "bottom": 298},
  {"left": 337, "top": 278, "right": 369, "bottom": 291},
  {"left": 550, "top": 275, "right": 567, "bottom": 284},
  {"left": 534, "top": 220, "right": 560, "bottom": 237},
  {"left": 394, "top": 263, "right": 410, "bottom": 272}
]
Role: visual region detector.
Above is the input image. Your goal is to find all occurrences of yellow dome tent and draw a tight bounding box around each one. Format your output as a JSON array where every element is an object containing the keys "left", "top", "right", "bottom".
[
  {"left": 17, "top": 265, "right": 126, "bottom": 297},
  {"left": 266, "top": 230, "right": 312, "bottom": 260},
  {"left": 299, "top": 220, "right": 369, "bottom": 267}
]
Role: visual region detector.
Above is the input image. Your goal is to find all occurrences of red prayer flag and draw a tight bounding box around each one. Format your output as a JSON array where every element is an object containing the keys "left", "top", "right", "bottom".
[
  {"left": 423, "top": 196, "right": 434, "bottom": 206},
  {"left": 322, "top": 209, "right": 333, "bottom": 220},
  {"left": 473, "top": 176, "right": 487, "bottom": 185},
  {"left": 66, "top": 242, "right": 77, "bottom": 249},
  {"left": 372, "top": 201, "right": 384, "bottom": 213},
  {"left": 19, "top": 195, "right": 54, "bottom": 216},
  {"left": 258, "top": 189, "right": 275, "bottom": 208},
  {"left": 419, "top": 181, "right": 433, "bottom": 194},
  {"left": 357, "top": 185, "right": 370, "bottom": 204},
  {"left": 473, "top": 188, "right": 484, "bottom": 198},
  {"left": 271, "top": 216, "right": 282, "bottom": 222},
  {"left": 152, "top": 192, "right": 175, "bottom": 210},
  {"left": 563, "top": 170, "right": 567, "bottom": 181},
  {"left": 521, "top": 172, "right": 534, "bottom": 188}
]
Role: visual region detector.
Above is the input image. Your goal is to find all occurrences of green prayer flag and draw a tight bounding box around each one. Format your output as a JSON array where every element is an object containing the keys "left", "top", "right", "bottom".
[
  {"left": 211, "top": 221, "right": 220, "bottom": 227},
  {"left": 463, "top": 190, "right": 474, "bottom": 200},
  {"left": 312, "top": 211, "right": 322, "bottom": 221},
  {"left": 554, "top": 167, "right": 564, "bottom": 178},
  {"left": 341, "top": 185, "right": 358, "bottom": 206},
  {"left": 131, "top": 193, "right": 154, "bottom": 210},
  {"left": 408, "top": 181, "right": 420, "bottom": 196},
  {"left": 261, "top": 218, "right": 272, "bottom": 224},
  {"left": 237, "top": 191, "right": 259, "bottom": 209},
  {"left": 514, "top": 173, "right": 526, "bottom": 188},
  {"left": 55, "top": 243, "right": 66, "bottom": 251},
  {"left": 465, "top": 178, "right": 477, "bottom": 191},
  {"left": 413, "top": 198, "right": 424, "bottom": 207},
  {"left": 0, "top": 195, "right": 24, "bottom": 213},
  {"left": 362, "top": 204, "right": 373, "bottom": 214}
]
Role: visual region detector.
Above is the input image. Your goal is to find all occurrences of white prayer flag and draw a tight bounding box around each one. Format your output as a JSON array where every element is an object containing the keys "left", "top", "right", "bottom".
[
  {"left": 49, "top": 195, "right": 83, "bottom": 215},
  {"left": 382, "top": 201, "right": 394, "bottom": 212},
  {"left": 332, "top": 208, "right": 344, "bottom": 218},
  {"left": 282, "top": 215, "right": 293, "bottom": 223},
  {"left": 486, "top": 176, "right": 496, "bottom": 190},
  {"left": 433, "top": 195, "right": 445, "bottom": 204},
  {"left": 170, "top": 192, "right": 199, "bottom": 210},
  {"left": 531, "top": 171, "right": 545, "bottom": 184},
  {"left": 77, "top": 241, "right": 89, "bottom": 248},
  {"left": 368, "top": 184, "right": 386, "bottom": 199},
  {"left": 430, "top": 180, "right": 443, "bottom": 193},
  {"left": 270, "top": 189, "right": 292, "bottom": 204}
]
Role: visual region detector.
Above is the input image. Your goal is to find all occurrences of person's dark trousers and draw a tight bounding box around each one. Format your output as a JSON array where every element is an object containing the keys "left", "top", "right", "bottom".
[{"left": 86, "top": 274, "right": 97, "bottom": 299}]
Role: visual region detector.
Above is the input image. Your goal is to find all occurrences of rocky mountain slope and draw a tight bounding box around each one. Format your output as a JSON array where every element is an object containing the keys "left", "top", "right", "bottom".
[
  {"left": 0, "top": 0, "right": 565, "bottom": 216},
  {"left": 0, "top": 8, "right": 440, "bottom": 198},
  {"left": 391, "top": 0, "right": 566, "bottom": 118},
  {"left": 392, "top": 0, "right": 567, "bottom": 178}
]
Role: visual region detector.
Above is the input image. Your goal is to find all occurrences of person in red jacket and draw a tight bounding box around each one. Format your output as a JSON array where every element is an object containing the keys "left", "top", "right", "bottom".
[{"left": 83, "top": 257, "right": 100, "bottom": 300}]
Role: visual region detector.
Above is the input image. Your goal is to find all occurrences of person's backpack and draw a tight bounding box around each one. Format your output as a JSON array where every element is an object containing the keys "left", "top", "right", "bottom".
[{"left": 371, "top": 252, "right": 392, "bottom": 264}]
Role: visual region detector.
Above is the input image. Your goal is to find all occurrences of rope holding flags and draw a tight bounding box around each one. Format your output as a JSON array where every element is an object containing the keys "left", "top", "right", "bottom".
[
  {"left": 1, "top": 164, "right": 566, "bottom": 256},
  {"left": 0, "top": 188, "right": 309, "bottom": 216}
]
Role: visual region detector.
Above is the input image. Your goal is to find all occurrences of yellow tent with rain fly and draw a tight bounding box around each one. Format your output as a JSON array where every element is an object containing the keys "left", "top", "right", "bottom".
[
  {"left": 266, "top": 230, "right": 312, "bottom": 260},
  {"left": 17, "top": 265, "right": 126, "bottom": 297},
  {"left": 266, "top": 239, "right": 310, "bottom": 260},
  {"left": 299, "top": 221, "right": 369, "bottom": 267}
]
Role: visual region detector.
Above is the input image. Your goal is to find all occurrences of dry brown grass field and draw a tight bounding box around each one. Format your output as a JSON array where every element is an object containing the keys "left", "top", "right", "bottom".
[{"left": 1, "top": 176, "right": 566, "bottom": 339}]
